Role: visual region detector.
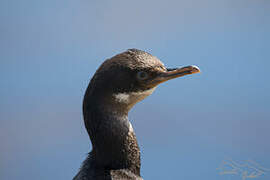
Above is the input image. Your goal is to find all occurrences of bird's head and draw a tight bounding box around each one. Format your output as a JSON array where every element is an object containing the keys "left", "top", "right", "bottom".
[{"left": 87, "top": 49, "right": 200, "bottom": 112}]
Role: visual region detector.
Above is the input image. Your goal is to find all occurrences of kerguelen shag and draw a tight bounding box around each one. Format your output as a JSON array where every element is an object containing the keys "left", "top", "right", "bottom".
[{"left": 73, "top": 49, "right": 200, "bottom": 180}]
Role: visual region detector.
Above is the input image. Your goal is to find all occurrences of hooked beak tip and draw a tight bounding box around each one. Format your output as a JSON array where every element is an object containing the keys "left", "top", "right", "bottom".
[{"left": 189, "top": 65, "right": 200, "bottom": 74}]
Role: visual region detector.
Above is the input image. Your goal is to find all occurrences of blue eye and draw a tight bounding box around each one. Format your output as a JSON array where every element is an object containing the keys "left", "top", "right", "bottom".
[{"left": 137, "top": 71, "right": 149, "bottom": 80}]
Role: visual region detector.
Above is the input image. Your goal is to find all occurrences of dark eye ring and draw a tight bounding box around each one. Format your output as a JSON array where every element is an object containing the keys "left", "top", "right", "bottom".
[{"left": 137, "top": 71, "right": 149, "bottom": 80}]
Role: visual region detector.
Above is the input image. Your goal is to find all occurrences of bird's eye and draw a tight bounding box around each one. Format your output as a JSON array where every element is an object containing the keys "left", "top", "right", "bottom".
[{"left": 137, "top": 71, "right": 149, "bottom": 80}]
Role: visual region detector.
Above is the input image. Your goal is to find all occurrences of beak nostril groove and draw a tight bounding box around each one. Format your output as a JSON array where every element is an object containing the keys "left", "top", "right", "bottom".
[{"left": 166, "top": 68, "right": 178, "bottom": 72}]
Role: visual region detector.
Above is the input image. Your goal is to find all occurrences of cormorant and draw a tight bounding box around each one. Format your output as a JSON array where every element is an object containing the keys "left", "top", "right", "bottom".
[{"left": 73, "top": 49, "right": 200, "bottom": 180}]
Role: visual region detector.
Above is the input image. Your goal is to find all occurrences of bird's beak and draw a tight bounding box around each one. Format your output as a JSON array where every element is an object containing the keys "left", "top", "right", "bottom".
[{"left": 148, "top": 65, "right": 200, "bottom": 87}]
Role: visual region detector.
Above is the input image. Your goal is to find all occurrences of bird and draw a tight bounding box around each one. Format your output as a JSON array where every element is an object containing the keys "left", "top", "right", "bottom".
[{"left": 73, "top": 49, "right": 200, "bottom": 180}]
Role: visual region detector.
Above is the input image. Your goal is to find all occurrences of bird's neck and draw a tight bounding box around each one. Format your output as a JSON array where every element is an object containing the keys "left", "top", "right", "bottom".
[{"left": 83, "top": 93, "right": 141, "bottom": 175}]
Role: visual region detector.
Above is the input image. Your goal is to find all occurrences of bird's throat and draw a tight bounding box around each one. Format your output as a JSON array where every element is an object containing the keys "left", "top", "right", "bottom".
[{"left": 83, "top": 97, "right": 141, "bottom": 175}]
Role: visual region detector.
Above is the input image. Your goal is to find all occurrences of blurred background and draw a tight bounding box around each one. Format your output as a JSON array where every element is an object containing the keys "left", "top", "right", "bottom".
[{"left": 1, "top": 0, "right": 270, "bottom": 179}]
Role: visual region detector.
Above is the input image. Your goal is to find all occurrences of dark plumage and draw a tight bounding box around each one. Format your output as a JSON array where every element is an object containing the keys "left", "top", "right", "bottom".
[{"left": 73, "top": 49, "right": 200, "bottom": 180}]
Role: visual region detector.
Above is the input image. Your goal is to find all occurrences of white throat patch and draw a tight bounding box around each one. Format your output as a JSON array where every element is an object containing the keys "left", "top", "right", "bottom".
[
  {"left": 113, "top": 87, "right": 156, "bottom": 105},
  {"left": 113, "top": 93, "right": 130, "bottom": 104},
  {"left": 128, "top": 122, "right": 134, "bottom": 133}
]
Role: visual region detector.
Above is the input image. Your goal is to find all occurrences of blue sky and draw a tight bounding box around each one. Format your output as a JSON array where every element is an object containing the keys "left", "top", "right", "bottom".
[{"left": 0, "top": 0, "right": 270, "bottom": 179}]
